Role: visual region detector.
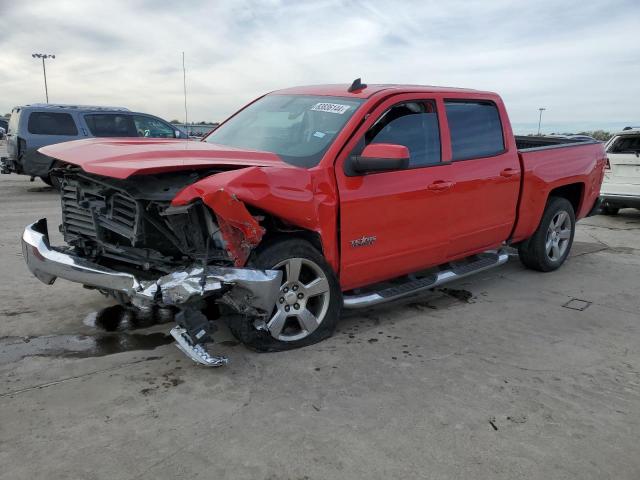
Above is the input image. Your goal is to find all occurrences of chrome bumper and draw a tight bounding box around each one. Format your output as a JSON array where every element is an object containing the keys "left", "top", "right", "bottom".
[{"left": 22, "top": 218, "right": 282, "bottom": 314}]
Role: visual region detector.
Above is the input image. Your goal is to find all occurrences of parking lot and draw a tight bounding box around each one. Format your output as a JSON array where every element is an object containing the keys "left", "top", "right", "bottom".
[{"left": 1, "top": 142, "right": 639, "bottom": 479}]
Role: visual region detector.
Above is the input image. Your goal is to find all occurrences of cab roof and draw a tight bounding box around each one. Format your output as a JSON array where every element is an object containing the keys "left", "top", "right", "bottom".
[
  {"left": 14, "top": 103, "right": 130, "bottom": 113},
  {"left": 272, "top": 83, "right": 493, "bottom": 99}
]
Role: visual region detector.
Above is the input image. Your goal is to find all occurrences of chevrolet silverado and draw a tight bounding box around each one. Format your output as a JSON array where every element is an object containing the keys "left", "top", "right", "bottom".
[{"left": 21, "top": 80, "right": 606, "bottom": 366}]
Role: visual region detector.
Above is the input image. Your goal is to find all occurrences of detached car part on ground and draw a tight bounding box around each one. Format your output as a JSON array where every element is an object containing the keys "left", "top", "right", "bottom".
[{"left": 21, "top": 81, "right": 606, "bottom": 366}]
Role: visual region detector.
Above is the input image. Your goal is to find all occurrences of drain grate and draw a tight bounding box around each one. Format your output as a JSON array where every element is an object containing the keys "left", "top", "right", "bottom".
[{"left": 562, "top": 298, "right": 592, "bottom": 311}]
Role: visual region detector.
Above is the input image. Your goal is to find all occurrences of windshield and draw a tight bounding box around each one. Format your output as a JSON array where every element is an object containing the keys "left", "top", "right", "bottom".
[{"left": 205, "top": 95, "right": 364, "bottom": 167}]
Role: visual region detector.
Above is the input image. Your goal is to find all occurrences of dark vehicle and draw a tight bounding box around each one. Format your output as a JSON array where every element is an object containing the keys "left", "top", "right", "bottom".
[{"left": 1, "top": 104, "right": 188, "bottom": 185}]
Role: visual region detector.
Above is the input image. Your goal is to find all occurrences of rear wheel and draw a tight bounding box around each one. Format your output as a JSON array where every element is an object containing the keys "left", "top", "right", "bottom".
[
  {"left": 518, "top": 197, "right": 575, "bottom": 272},
  {"left": 227, "top": 238, "right": 342, "bottom": 352},
  {"left": 601, "top": 204, "right": 620, "bottom": 215}
]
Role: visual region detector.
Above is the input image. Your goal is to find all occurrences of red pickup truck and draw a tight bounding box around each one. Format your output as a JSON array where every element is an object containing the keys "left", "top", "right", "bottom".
[{"left": 22, "top": 81, "right": 606, "bottom": 366}]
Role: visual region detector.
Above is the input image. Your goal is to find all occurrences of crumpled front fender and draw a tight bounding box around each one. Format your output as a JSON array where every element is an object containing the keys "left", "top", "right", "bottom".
[{"left": 171, "top": 165, "right": 339, "bottom": 270}]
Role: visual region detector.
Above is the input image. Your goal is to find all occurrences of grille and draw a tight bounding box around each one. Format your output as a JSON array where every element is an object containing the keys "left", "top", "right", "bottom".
[
  {"left": 100, "top": 193, "right": 139, "bottom": 239},
  {"left": 61, "top": 183, "right": 98, "bottom": 239},
  {"left": 61, "top": 178, "right": 140, "bottom": 244}
]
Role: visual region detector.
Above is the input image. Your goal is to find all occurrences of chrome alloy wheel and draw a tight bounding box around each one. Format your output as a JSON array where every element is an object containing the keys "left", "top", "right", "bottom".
[
  {"left": 266, "top": 257, "right": 331, "bottom": 342},
  {"left": 545, "top": 210, "right": 572, "bottom": 261}
]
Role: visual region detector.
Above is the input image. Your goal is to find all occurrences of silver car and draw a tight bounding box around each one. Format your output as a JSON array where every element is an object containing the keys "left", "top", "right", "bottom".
[{"left": 2, "top": 104, "right": 188, "bottom": 185}]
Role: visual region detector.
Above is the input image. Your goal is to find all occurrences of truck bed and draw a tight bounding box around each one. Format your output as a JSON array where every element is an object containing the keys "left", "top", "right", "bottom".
[
  {"left": 515, "top": 135, "right": 597, "bottom": 151},
  {"left": 510, "top": 139, "right": 606, "bottom": 244}
]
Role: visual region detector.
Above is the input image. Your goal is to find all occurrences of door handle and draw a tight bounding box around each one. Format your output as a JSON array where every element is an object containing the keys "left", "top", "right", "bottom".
[
  {"left": 500, "top": 168, "right": 519, "bottom": 178},
  {"left": 427, "top": 180, "right": 455, "bottom": 191}
]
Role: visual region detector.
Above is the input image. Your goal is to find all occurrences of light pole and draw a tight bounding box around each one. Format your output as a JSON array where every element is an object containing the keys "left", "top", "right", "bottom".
[
  {"left": 182, "top": 52, "right": 189, "bottom": 135},
  {"left": 537, "top": 107, "right": 546, "bottom": 135},
  {"left": 32, "top": 53, "right": 55, "bottom": 103}
]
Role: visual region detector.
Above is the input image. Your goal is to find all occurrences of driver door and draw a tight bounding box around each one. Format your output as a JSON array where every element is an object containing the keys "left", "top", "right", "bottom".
[{"left": 336, "top": 97, "right": 454, "bottom": 290}]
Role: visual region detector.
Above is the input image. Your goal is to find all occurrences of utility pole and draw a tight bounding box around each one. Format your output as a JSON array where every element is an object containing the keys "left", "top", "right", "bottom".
[
  {"left": 182, "top": 52, "right": 189, "bottom": 135},
  {"left": 32, "top": 53, "right": 55, "bottom": 103},
  {"left": 537, "top": 107, "right": 546, "bottom": 135}
]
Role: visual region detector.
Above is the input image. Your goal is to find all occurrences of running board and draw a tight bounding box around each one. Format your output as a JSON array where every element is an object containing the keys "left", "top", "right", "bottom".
[{"left": 343, "top": 250, "right": 510, "bottom": 309}]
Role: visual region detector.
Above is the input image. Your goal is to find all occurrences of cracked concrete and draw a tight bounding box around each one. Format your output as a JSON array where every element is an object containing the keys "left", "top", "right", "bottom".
[{"left": 1, "top": 166, "right": 639, "bottom": 480}]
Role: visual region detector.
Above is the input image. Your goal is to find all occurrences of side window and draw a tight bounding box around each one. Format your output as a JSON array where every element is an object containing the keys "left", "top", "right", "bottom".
[
  {"left": 85, "top": 114, "right": 136, "bottom": 137},
  {"left": 445, "top": 101, "right": 504, "bottom": 160},
  {"left": 364, "top": 101, "right": 441, "bottom": 168},
  {"left": 27, "top": 112, "right": 78, "bottom": 136},
  {"left": 607, "top": 135, "right": 640, "bottom": 153},
  {"left": 132, "top": 115, "right": 176, "bottom": 138},
  {"left": 8, "top": 110, "right": 20, "bottom": 134}
]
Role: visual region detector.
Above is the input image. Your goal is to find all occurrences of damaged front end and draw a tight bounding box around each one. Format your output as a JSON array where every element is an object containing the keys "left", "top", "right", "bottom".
[{"left": 22, "top": 169, "right": 282, "bottom": 366}]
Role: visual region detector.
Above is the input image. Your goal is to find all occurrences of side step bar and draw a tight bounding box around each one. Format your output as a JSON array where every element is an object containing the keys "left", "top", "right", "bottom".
[{"left": 343, "top": 250, "right": 510, "bottom": 309}]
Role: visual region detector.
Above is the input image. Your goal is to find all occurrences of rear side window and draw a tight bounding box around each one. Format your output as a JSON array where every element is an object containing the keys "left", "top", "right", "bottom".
[
  {"left": 27, "top": 112, "right": 78, "bottom": 136},
  {"left": 8, "top": 110, "right": 20, "bottom": 134},
  {"left": 445, "top": 101, "right": 504, "bottom": 160},
  {"left": 365, "top": 101, "right": 441, "bottom": 168},
  {"left": 607, "top": 135, "right": 640, "bottom": 153},
  {"left": 85, "top": 114, "right": 135, "bottom": 137}
]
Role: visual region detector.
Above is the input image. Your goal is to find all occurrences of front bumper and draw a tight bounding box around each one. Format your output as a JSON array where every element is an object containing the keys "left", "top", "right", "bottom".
[{"left": 22, "top": 218, "right": 282, "bottom": 315}]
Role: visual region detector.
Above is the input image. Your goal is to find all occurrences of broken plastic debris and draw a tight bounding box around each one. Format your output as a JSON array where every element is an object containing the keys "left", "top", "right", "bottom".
[{"left": 170, "top": 326, "right": 228, "bottom": 367}]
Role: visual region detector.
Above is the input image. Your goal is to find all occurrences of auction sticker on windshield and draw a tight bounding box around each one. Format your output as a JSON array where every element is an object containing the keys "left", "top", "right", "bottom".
[{"left": 311, "top": 103, "right": 351, "bottom": 114}]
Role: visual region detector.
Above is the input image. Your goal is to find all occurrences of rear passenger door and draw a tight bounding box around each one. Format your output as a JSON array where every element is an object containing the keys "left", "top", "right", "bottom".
[{"left": 443, "top": 100, "right": 521, "bottom": 258}]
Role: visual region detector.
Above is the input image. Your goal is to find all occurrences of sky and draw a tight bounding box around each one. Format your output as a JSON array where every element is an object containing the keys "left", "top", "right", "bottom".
[{"left": 0, "top": 0, "right": 639, "bottom": 133}]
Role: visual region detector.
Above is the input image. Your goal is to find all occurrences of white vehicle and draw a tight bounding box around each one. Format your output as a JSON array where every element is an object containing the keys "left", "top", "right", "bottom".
[{"left": 600, "top": 127, "right": 640, "bottom": 214}]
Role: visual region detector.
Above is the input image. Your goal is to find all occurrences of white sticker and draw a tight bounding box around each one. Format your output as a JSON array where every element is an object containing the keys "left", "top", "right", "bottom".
[
  {"left": 313, "top": 131, "right": 326, "bottom": 138},
  {"left": 311, "top": 103, "right": 351, "bottom": 114}
]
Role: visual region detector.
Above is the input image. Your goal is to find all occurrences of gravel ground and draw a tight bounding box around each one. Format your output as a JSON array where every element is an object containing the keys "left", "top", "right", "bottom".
[{"left": 1, "top": 144, "right": 639, "bottom": 479}]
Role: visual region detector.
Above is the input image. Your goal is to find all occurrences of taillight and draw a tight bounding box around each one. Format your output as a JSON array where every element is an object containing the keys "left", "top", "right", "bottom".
[
  {"left": 604, "top": 157, "right": 611, "bottom": 170},
  {"left": 18, "top": 137, "right": 27, "bottom": 158}
]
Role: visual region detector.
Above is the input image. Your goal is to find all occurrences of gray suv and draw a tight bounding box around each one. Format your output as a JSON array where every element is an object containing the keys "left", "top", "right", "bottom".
[{"left": 1, "top": 104, "right": 187, "bottom": 185}]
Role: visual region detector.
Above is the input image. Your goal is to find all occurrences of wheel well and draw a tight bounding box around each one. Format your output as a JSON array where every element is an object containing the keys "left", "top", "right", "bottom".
[
  {"left": 254, "top": 212, "right": 324, "bottom": 256},
  {"left": 549, "top": 183, "right": 584, "bottom": 214},
  {"left": 260, "top": 229, "right": 323, "bottom": 253}
]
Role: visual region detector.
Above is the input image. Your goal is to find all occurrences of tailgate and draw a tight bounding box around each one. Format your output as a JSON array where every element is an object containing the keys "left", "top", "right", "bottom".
[
  {"left": 605, "top": 152, "right": 640, "bottom": 185},
  {"left": 605, "top": 134, "right": 640, "bottom": 186}
]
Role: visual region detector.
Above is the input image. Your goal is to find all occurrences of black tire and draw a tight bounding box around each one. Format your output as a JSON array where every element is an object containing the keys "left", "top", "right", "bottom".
[
  {"left": 40, "top": 174, "right": 63, "bottom": 190},
  {"left": 226, "top": 238, "right": 342, "bottom": 352},
  {"left": 44, "top": 161, "right": 66, "bottom": 191},
  {"left": 518, "top": 197, "right": 576, "bottom": 272},
  {"left": 39, "top": 175, "right": 53, "bottom": 186},
  {"left": 601, "top": 205, "right": 619, "bottom": 215}
]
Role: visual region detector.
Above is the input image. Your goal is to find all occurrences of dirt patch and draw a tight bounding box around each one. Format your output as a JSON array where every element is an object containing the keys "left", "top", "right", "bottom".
[{"left": 438, "top": 288, "right": 474, "bottom": 303}]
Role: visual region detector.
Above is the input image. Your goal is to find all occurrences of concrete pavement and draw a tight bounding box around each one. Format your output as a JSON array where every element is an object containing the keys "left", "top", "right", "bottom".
[{"left": 1, "top": 164, "right": 639, "bottom": 479}]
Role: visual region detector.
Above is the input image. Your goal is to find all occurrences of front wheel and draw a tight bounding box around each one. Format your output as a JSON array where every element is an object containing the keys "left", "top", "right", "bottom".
[
  {"left": 227, "top": 238, "right": 342, "bottom": 352},
  {"left": 518, "top": 197, "right": 576, "bottom": 272},
  {"left": 39, "top": 175, "right": 53, "bottom": 186}
]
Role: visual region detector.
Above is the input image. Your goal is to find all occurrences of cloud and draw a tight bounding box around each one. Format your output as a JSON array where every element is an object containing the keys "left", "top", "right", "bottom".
[{"left": 0, "top": 0, "right": 638, "bottom": 129}]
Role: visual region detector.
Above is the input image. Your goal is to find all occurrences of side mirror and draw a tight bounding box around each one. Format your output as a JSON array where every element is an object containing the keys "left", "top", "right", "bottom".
[{"left": 351, "top": 143, "right": 410, "bottom": 174}]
